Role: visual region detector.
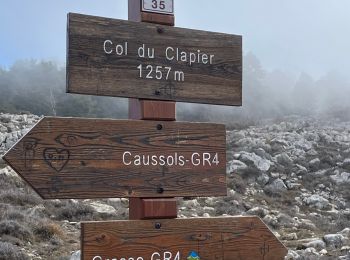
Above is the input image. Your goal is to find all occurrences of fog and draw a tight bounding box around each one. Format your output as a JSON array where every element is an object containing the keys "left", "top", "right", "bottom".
[
  {"left": 2, "top": 1, "right": 350, "bottom": 78},
  {"left": 178, "top": 53, "right": 350, "bottom": 126},
  {"left": 1, "top": 1, "right": 349, "bottom": 125},
  {"left": 1, "top": 54, "right": 349, "bottom": 125}
]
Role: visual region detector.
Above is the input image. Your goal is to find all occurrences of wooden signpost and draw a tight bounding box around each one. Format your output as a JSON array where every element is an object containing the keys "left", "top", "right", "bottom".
[
  {"left": 3, "top": 117, "right": 226, "bottom": 199},
  {"left": 3, "top": 0, "right": 288, "bottom": 259},
  {"left": 142, "top": 0, "right": 174, "bottom": 15},
  {"left": 127, "top": 0, "right": 179, "bottom": 221},
  {"left": 67, "top": 13, "right": 242, "bottom": 106},
  {"left": 82, "top": 217, "right": 286, "bottom": 260}
]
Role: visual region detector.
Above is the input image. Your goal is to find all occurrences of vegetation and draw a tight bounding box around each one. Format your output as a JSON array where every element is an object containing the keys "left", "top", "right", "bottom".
[
  {"left": 0, "top": 173, "right": 83, "bottom": 258},
  {"left": 0, "top": 242, "right": 29, "bottom": 260},
  {"left": 1, "top": 55, "right": 350, "bottom": 125},
  {"left": 0, "top": 60, "right": 127, "bottom": 119}
]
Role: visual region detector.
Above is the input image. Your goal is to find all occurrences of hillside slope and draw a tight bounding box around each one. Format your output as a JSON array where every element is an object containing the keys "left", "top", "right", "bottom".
[{"left": 0, "top": 113, "right": 349, "bottom": 260}]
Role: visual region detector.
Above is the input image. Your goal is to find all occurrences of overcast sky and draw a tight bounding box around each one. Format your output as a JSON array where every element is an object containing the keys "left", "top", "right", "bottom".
[{"left": 1, "top": 0, "right": 349, "bottom": 78}]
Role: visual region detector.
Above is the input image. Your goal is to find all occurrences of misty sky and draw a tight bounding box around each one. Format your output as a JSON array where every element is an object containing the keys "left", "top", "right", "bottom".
[{"left": 1, "top": 0, "right": 349, "bottom": 78}]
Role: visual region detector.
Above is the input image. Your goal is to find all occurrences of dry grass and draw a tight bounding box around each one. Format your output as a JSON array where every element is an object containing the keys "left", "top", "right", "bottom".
[
  {"left": 0, "top": 220, "right": 33, "bottom": 241},
  {"left": 0, "top": 189, "right": 41, "bottom": 206},
  {"left": 0, "top": 242, "right": 29, "bottom": 260},
  {"left": 45, "top": 200, "right": 95, "bottom": 221},
  {"left": 33, "top": 222, "right": 63, "bottom": 241},
  {"left": 227, "top": 174, "right": 248, "bottom": 194}
]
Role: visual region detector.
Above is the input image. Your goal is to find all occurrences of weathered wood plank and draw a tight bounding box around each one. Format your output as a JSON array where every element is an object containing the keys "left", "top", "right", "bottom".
[
  {"left": 2, "top": 117, "right": 226, "bottom": 199},
  {"left": 129, "top": 198, "right": 177, "bottom": 219},
  {"left": 141, "top": 11, "right": 175, "bottom": 25},
  {"left": 81, "top": 217, "right": 288, "bottom": 260},
  {"left": 128, "top": 0, "right": 178, "bottom": 222},
  {"left": 67, "top": 13, "right": 242, "bottom": 106},
  {"left": 129, "top": 99, "right": 176, "bottom": 120}
]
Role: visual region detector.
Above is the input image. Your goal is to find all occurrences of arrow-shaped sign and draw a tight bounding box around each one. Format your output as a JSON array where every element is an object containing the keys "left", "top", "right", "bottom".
[
  {"left": 81, "top": 217, "right": 288, "bottom": 260},
  {"left": 3, "top": 117, "right": 226, "bottom": 199}
]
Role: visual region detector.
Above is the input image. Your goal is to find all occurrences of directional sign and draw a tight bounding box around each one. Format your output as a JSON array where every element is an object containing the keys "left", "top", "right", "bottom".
[
  {"left": 3, "top": 117, "right": 226, "bottom": 199},
  {"left": 81, "top": 217, "right": 288, "bottom": 260},
  {"left": 142, "top": 0, "right": 174, "bottom": 15},
  {"left": 67, "top": 13, "right": 242, "bottom": 106}
]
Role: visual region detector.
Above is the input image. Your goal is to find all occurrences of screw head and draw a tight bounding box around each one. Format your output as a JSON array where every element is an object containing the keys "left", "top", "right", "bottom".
[
  {"left": 155, "top": 90, "right": 161, "bottom": 96},
  {"left": 157, "top": 187, "right": 164, "bottom": 193},
  {"left": 157, "top": 27, "right": 164, "bottom": 34},
  {"left": 155, "top": 223, "right": 162, "bottom": 229},
  {"left": 157, "top": 124, "right": 163, "bottom": 130}
]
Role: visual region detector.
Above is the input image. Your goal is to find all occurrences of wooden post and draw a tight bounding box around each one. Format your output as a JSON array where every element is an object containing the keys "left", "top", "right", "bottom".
[
  {"left": 128, "top": 0, "right": 175, "bottom": 25},
  {"left": 128, "top": 0, "right": 177, "bottom": 220}
]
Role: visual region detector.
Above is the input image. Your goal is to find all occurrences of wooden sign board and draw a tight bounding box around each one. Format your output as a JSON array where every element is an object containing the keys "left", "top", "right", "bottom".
[
  {"left": 67, "top": 13, "right": 242, "bottom": 106},
  {"left": 142, "top": 0, "right": 174, "bottom": 15},
  {"left": 81, "top": 217, "right": 288, "bottom": 260},
  {"left": 3, "top": 117, "right": 226, "bottom": 199}
]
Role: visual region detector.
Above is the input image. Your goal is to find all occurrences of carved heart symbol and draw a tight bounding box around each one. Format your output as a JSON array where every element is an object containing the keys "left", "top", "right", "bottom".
[{"left": 43, "top": 148, "right": 70, "bottom": 172}]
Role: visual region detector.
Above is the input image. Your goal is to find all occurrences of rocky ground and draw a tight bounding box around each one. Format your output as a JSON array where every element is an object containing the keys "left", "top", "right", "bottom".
[{"left": 0, "top": 113, "right": 349, "bottom": 260}]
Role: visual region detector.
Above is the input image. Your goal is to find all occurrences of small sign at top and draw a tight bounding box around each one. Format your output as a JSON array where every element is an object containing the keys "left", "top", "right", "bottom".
[{"left": 142, "top": 0, "right": 174, "bottom": 15}]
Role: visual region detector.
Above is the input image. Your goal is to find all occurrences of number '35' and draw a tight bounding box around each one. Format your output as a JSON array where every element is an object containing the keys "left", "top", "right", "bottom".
[{"left": 152, "top": 0, "right": 165, "bottom": 10}]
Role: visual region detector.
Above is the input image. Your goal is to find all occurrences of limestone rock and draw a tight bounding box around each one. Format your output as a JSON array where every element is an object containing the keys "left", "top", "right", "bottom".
[
  {"left": 264, "top": 178, "right": 287, "bottom": 194},
  {"left": 89, "top": 202, "right": 117, "bottom": 214},
  {"left": 309, "top": 158, "right": 321, "bottom": 170},
  {"left": 323, "top": 234, "right": 345, "bottom": 249},
  {"left": 342, "top": 158, "right": 350, "bottom": 171},
  {"left": 303, "top": 195, "right": 330, "bottom": 210},
  {"left": 227, "top": 159, "right": 248, "bottom": 173},
  {"left": 70, "top": 250, "right": 80, "bottom": 260},
  {"left": 275, "top": 153, "right": 293, "bottom": 167},
  {"left": 282, "top": 233, "right": 298, "bottom": 241},
  {"left": 257, "top": 173, "right": 270, "bottom": 186},
  {"left": 330, "top": 172, "right": 350, "bottom": 184},
  {"left": 303, "top": 239, "right": 326, "bottom": 250},
  {"left": 245, "top": 207, "right": 269, "bottom": 218},
  {"left": 238, "top": 152, "right": 271, "bottom": 172},
  {"left": 339, "top": 228, "right": 350, "bottom": 238}
]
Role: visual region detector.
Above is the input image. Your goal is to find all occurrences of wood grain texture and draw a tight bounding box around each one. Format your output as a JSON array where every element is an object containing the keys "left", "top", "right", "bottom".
[
  {"left": 128, "top": 0, "right": 142, "bottom": 22},
  {"left": 81, "top": 217, "right": 288, "bottom": 260},
  {"left": 67, "top": 13, "right": 242, "bottom": 106},
  {"left": 2, "top": 117, "right": 226, "bottom": 199},
  {"left": 129, "top": 99, "right": 176, "bottom": 120},
  {"left": 129, "top": 198, "right": 177, "bottom": 219},
  {"left": 128, "top": 0, "right": 178, "bottom": 222},
  {"left": 141, "top": 11, "right": 175, "bottom": 25}
]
